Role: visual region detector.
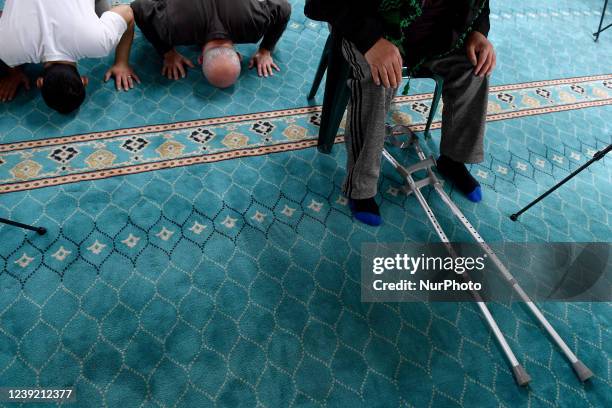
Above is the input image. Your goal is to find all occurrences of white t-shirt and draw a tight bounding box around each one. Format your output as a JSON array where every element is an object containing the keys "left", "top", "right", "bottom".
[{"left": 0, "top": 0, "right": 127, "bottom": 67}]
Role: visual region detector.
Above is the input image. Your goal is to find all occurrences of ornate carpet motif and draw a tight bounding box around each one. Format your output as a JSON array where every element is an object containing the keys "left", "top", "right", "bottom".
[{"left": 1, "top": 75, "right": 611, "bottom": 193}]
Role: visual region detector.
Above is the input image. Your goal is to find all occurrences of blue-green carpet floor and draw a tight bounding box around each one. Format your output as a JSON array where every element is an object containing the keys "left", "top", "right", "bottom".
[{"left": 1, "top": 0, "right": 611, "bottom": 407}]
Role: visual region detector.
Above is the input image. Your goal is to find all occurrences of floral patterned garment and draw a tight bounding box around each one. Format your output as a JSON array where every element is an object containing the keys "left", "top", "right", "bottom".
[{"left": 378, "top": 0, "right": 487, "bottom": 93}]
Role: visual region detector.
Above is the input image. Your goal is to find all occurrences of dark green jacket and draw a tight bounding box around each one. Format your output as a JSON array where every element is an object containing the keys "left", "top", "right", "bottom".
[{"left": 305, "top": 0, "right": 490, "bottom": 55}]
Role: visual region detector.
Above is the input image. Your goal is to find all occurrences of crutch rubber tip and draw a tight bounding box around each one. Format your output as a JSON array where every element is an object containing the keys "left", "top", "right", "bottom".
[
  {"left": 512, "top": 365, "right": 531, "bottom": 386},
  {"left": 36, "top": 227, "right": 47, "bottom": 235},
  {"left": 572, "top": 360, "right": 594, "bottom": 382},
  {"left": 510, "top": 214, "right": 519, "bottom": 222}
]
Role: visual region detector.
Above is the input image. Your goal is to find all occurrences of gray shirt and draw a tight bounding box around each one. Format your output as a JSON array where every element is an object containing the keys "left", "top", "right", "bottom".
[{"left": 131, "top": 0, "right": 291, "bottom": 55}]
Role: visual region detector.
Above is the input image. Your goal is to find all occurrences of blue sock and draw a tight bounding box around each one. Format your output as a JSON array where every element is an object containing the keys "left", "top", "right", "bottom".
[
  {"left": 436, "top": 155, "right": 483, "bottom": 203},
  {"left": 466, "top": 186, "right": 482, "bottom": 203}
]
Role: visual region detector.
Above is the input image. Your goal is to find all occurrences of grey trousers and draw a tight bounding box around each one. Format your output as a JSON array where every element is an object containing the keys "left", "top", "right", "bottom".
[
  {"left": 95, "top": 0, "right": 111, "bottom": 17},
  {"left": 341, "top": 40, "right": 489, "bottom": 199}
]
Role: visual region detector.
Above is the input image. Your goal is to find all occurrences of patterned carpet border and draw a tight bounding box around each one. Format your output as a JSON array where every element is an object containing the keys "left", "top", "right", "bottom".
[
  {"left": 1, "top": 75, "right": 611, "bottom": 193},
  {"left": 1, "top": 74, "right": 610, "bottom": 153}
]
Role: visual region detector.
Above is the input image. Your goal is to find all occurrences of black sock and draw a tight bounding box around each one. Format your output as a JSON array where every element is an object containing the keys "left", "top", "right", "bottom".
[
  {"left": 351, "top": 197, "right": 380, "bottom": 215},
  {"left": 436, "top": 155, "right": 480, "bottom": 195}
]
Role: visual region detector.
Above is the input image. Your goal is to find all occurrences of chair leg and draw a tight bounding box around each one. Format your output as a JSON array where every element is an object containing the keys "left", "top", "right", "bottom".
[
  {"left": 317, "top": 32, "right": 351, "bottom": 154},
  {"left": 308, "top": 35, "right": 332, "bottom": 100},
  {"left": 424, "top": 76, "right": 443, "bottom": 139},
  {"left": 317, "top": 61, "right": 351, "bottom": 154}
]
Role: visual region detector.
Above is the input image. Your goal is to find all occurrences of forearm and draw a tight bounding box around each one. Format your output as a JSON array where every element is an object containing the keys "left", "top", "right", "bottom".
[
  {"left": 113, "top": 20, "right": 135, "bottom": 65},
  {"left": 259, "top": 30, "right": 285, "bottom": 52},
  {"left": 260, "top": 19, "right": 289, "bottom": 51},
  {"left": 260, "top": 0, "right": 291, "bottom": 52}
]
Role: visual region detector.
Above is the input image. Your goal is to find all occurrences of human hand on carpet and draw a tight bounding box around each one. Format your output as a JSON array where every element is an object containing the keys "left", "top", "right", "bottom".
[
  {"left": 105, "top": 63, "right": 141, "bottom": 91},
  {"left": 0, "top": 66, "right": 30, "bottom": 102},
  {"left": 249, "top": 48, "right": 280, "bottom": 77},
  {"left": 162, "top": 48, "right": 195, "bottom": 80},
  {"left": 466, "top": 31, "right": 496, "bottom": 77}
]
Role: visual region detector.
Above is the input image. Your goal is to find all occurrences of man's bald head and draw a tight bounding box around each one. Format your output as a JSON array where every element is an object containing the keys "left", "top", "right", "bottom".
[{"left": 201, "top": 46, "right": 241, "bottom": 88}]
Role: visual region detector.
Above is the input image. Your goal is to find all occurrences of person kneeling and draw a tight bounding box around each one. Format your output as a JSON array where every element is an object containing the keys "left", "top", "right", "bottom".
[
  {"left": 131, "top": 0, "right": 291, "bottom": 88},
  {"left": 0, "top": 0, "right": 139, "bottom": 113}
]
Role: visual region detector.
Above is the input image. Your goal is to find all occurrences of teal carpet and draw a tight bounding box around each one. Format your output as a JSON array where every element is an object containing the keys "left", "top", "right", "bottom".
[{"left": 1, "top": 0, "right": 611, "bottom": 407}]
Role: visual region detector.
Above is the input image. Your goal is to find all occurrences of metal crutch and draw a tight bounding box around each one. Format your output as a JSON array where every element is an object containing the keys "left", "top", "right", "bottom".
[{"left": 384, "top": 125, "right": 593, "bottom": 385}]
